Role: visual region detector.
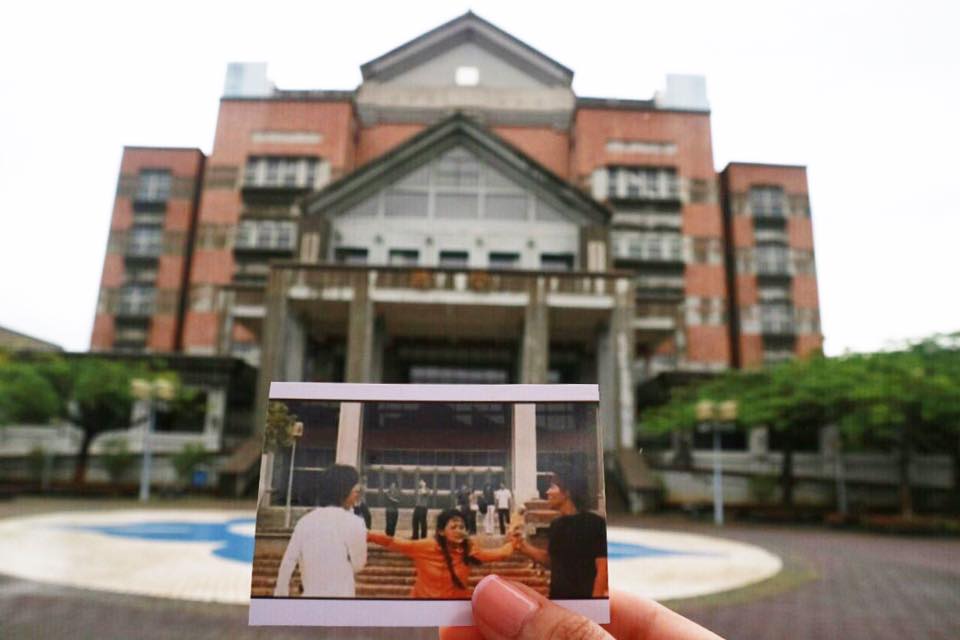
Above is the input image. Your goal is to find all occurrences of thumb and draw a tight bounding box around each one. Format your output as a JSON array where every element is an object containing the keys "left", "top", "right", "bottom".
[{"left": 470, "top": 575, "right": 611, "bottom": 640}]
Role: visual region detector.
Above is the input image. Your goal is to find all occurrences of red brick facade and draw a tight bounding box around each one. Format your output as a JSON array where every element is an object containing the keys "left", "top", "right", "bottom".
[
  {"left": 90, "top": 147, "right": 204, "bottom": 352},
  {"left": 90, "top": 18, "right": 823, "bottom": 394}
]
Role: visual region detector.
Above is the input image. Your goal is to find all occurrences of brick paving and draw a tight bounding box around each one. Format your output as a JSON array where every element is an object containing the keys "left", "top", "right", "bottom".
[
  {"left": 612, "top": 514, "right": 960, "bottom": 640},
  {"left": 1, "top": 499, "right": 959, "bottom": 639}
]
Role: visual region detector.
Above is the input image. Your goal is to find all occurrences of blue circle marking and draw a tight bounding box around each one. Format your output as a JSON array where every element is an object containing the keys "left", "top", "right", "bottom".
[
  {"left": 68, "top": 518, "right": 256, "bottom": 563},
  {"left": 607, "top": 540, "right": 721, "bottom": 560}
]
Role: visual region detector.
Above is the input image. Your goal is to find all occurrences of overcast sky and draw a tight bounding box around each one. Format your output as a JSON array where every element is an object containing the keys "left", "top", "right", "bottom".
[{"left": 1, "top": 0, "right": 957, "bottom": 356}]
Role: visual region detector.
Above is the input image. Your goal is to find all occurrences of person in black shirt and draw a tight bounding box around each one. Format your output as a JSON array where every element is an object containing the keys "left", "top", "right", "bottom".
[
  {"left": 385, "top": 481, "right": 401, "bottom": 536},
  {"left": 513, "top": 469, "right": 608, "bottom": 599}
]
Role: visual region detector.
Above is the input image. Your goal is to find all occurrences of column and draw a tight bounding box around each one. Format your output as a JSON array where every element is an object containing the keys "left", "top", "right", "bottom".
[
  {"left": 597, "top": 277, "right": 636, "bottom": 453},
  {"left": 346, "top": 273, "right": 375, "bottom": 383},
  {"left": 511, "top": 403, "right": 538, "bottom": 506},
  {"left": 253, "top": 269, "right": 290, "bottom": 434},
  {"left": 335, "top": 402, "right": 363, "bottom": 467},
  {"left": 520, "top": 277, "right": 549, "bottom": 384},
  {"left": 612, "top": 277, "right": 636, "bottom": 450}
]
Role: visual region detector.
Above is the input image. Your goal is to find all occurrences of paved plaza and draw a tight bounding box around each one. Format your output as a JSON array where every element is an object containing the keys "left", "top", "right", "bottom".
[{"left": 0, "top": 499, "right": 958, "bottom": 639}]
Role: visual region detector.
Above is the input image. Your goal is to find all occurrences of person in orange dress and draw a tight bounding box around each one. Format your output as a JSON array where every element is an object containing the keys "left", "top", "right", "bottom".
[{"left": 367, "top": 508, "right": 516, "bottom": 599}]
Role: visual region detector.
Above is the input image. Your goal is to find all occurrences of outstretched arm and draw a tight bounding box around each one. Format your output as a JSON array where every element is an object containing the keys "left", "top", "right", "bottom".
[
  {"left": 470, "top": 540, "right": 516, "bottom": 563},
  {"left": 367, "top": 531, "right": 426, "bottom": 558},
  {"left": 514, "top": 533, "right": 550, "bottom": 567}
]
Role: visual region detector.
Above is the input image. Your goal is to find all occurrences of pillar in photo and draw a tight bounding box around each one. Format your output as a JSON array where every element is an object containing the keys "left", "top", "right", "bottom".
[
  {"left": 511, "top": 403, "right": 538, "bottom": 505},
  {"left": 335, "top": 402, "right": 363, "bottom": 468}
]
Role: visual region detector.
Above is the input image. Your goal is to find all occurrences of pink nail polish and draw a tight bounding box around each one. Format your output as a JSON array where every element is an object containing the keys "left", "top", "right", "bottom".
[{"left": 473, "top": 575, "right": 540, "bottom": 638}]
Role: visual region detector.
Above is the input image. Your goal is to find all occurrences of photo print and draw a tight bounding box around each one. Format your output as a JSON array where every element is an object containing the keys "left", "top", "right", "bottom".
[{"left": 248, "top": 383, "right": 609, "bottom": 627}]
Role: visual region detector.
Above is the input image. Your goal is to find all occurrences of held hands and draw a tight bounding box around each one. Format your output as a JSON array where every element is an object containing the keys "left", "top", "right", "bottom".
[{"left": 508, "top": 528, "right": 524, "bottom": 551}]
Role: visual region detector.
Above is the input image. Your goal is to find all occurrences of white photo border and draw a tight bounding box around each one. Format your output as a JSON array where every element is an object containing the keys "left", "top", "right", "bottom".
[
  {"left": 249, "top": 598, "right": 609, "bottom": 627},
  {"left": 253, "top": 382, "right": 609, "bottom": 627}
]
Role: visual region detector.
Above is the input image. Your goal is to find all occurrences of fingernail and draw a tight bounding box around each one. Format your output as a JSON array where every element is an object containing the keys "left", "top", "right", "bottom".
[{"left": 472, "top": 575, "right": 540, "bottom": 638}]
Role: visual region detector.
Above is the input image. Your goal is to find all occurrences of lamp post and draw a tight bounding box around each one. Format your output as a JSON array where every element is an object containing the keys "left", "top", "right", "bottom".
[
  {"left": 696, "top": 399, "right": 738, "bottom": 526},
  {"left": 284, "top": 421, "right": 304, "bottom": 528},
  {"left": 131, "top": 378, "right": 176, "bottom": 502}
]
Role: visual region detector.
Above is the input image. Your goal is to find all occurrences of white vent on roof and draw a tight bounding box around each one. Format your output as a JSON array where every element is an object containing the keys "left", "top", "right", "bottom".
[
  {"left": 223, "top": 62, "right": 274, "bottom": 97},
  {"left": 455, "top": 66, "right": 480, "bottom": 86},
  {"left": 654, "top": 74, "right": 709, "bottom": 111}
]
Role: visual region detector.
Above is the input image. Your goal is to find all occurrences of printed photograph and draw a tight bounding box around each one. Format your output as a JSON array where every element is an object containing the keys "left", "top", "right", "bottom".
[{"left": 248, "top": 383, "right": 608, "bottom": 627}]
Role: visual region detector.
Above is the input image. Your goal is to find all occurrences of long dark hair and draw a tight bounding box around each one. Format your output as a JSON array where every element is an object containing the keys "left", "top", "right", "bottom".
[
  {"left": 317, "top": 464, "right": 359, "bottom": 507},
  {"left": 434, "top": 509, "right": 479, "bottom": 590}
]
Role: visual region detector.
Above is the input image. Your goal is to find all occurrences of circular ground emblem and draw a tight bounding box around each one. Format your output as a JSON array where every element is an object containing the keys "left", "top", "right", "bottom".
[{"left": 0, "top": 511, "right": 780, "bottom": 604}]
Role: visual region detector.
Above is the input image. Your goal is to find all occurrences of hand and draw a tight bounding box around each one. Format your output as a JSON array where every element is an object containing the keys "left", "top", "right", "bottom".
[{"left": 439, "top": 575, "right": 722, "bottom": 640}]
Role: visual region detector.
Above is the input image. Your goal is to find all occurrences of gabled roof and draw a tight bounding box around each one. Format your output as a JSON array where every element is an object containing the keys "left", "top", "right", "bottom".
[
  {"left": 360, "top": 11, "right": 573, "bottom": 87},
  {"left": 302, "top": 113, "right": 609, "bottom": 225}
]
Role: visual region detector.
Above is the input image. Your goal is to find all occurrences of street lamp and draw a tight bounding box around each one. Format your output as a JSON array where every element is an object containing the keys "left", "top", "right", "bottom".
[
  {"left": 284, "top": 421, "right": 304, "bottom": 528},
  {"left": 131, "top": 378, "right": 176, "bottom": 502},
  {"left": 696, "top": 399, "right": 738, "bottom": 526}
]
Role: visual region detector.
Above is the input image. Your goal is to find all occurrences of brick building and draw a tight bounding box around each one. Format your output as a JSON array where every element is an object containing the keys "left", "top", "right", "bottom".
[{"left": 90, "top": 12, "right": 822, "bottom": 459}]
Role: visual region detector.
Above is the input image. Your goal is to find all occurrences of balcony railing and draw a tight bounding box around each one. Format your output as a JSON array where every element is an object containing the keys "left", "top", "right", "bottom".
[
  {"left": 760, "top": 319, "right": 795, "bottom": 335},
  {"left": 756, "top": 261, "right": 791, "bottom": 276},
  {"left": 271, "top": 262, "right": 631, "bottom": 298},
  {"left": 116, "top": 300, "right": 154, "bottom": 317},
  {"left": 126, "top": 241, "right": 163, "bottom": 258}
]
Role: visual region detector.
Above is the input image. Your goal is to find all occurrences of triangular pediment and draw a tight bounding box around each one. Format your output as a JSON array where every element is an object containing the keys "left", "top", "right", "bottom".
[
  {"left": 303, "top": 115, "right": 608, "bottom": 227},
  {"left": 360, "top": 12, "right": 573, "bottom": 89}
]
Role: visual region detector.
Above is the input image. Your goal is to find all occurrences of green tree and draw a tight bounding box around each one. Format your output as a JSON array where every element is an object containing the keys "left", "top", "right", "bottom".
[
  {"left": 842, "top": 338, "right": 960, "bottom": 517},
  {"left": 746, "top": 355, "right": 859, "bottom": 507},
  {"left": 0, "top": 361, "right": 60, "bottom": 425},
  {"left": 69, "top": 359, "right": 140, "bottom": 483},
  {"left": 264, "top": 401, "right": 298, "bottom": 452}
]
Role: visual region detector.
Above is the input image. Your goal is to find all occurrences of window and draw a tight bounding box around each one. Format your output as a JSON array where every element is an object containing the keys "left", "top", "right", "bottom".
[
  {"left": 114, "top": 319, "right": 148, "bottom": 351},
  {"left": 540, "top": 253, "right": 574, "bottom": 271},
  {"left": 489, "top": 252, "right": 520, "bottom": 269},
  {"left": 760, "top": 303, "right": 794, "bottom": 334},
  {"left": 439, "top": 251, "right": 469, "bottom": 268},
  {"left": 750, "top": 186, "right": 785, "bottom": 218},
  {"left": 244, "top": 156, "right": 320, "bottom": 188},
  {"left": 614, "top": 231, "right": 683, "bottom": 262},
  {"left": 607, "top": 167, "right": 679, "bottom": 200},
  {"left": 384, "top": 190, "right": 428, "bottom": 217},
  {"left": 388, "top": 249, "right": 419, "bottom": 266},
  {"left": 485, "top": 164, "right": 528, "bottom": 220},
  {"left": 335, "top": 247, "right": 368, "bottom": 265},
  {"left": 117, "top": 285, "right": 155, "bottom": 316},
  {"left": 136, "top": 170, "right": 171, "bottom": 202},
  {"left": 435, "top": 149, "right": 480, "bottom": 188},
  {"left": 128, "top": 226, "right": 163, "bottom": 257},
  {"left": 435, "top": 193, "right": 478, "bottom": 219},
  {"left": 755, "top": 244, "right": 790, "bottom": 275},
  {"left": 235, "top": 220, "right": 297, "bottom": 250}
]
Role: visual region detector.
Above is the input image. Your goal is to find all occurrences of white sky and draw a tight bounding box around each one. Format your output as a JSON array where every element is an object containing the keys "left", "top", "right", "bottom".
[{"left": 1, "top": 0, "right": 957, "bottom": 356}]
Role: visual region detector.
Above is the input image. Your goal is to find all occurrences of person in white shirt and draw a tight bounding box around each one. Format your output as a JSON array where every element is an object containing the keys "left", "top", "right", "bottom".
[
  {"left": 274, "top": 464, "right": 367, "bottom": 597},
  {"left": 494, "top": 483, "right": 512, "bottom": 535}
]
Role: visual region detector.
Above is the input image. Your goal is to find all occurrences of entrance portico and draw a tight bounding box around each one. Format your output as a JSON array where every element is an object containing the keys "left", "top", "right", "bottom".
[{"left": 253, "top": 263, "right": 636, "bottom": 474}]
